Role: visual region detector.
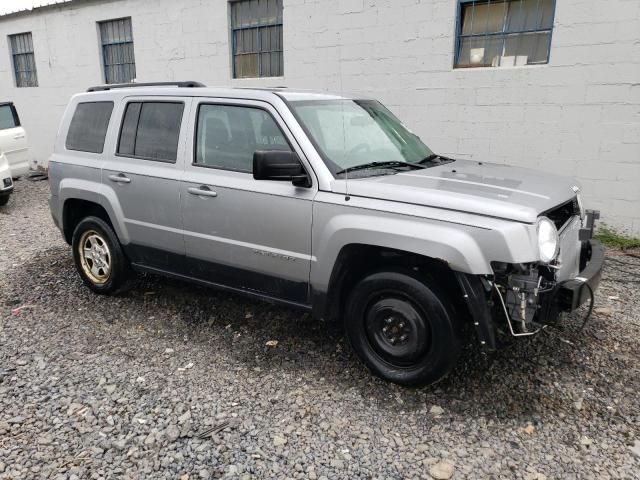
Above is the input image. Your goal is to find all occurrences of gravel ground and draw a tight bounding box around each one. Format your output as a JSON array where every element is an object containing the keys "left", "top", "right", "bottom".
[{"left": 1, "top": 179, "right": 639, "bottom": 480}]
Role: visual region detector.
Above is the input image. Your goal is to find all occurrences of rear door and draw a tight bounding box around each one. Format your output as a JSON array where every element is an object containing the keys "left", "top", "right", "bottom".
[
  {"left": 0, "top": 103, "right": 29, "bottom": 176},
  {"left": 101, "top": 96, "right": 192, "bottom": 272}
]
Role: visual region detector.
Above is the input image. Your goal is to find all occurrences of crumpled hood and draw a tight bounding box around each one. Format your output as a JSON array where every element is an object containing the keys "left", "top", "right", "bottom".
[{"left": 330, "top": 159, "right": 580, "bottom": 223}]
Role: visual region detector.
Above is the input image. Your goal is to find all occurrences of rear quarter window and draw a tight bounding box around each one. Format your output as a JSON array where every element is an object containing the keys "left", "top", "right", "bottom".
[{"left": 65, "top": 101, "right": 114, "bottom": 154}]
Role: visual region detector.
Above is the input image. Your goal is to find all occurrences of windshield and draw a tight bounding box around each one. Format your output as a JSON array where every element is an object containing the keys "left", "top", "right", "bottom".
[{"left": 290, "top": 99, "right": 435, "bottom": 177}]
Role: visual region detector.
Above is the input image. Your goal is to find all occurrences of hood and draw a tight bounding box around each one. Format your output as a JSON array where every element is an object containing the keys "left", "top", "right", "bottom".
[{"left": 331, "top": 159, "right": 580, "bottom": 223}]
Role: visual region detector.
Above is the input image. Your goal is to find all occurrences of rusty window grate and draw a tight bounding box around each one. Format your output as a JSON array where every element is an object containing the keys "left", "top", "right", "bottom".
[
  {"left": 230, "top": 0, "right": 283, "bottom": 78},
  {"left": 9, "top": 32, "right": 38, "bottom": 87},
  {"left": 99, "top": 17, "right": 136, "bottom": 84}
]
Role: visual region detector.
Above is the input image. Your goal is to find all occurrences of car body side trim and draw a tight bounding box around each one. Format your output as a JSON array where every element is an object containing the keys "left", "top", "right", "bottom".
[
  {"left": 124, "top": 218, "right": 316, "bottom": 262},
  {"left": 130, "top": 263, "right": 312, "bottom": 311}
]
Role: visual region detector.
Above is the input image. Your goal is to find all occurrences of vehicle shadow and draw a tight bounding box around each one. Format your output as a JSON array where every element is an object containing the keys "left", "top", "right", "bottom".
[
  {"left": 5, "top": 245, "right": 618, "bottom": 422},
  {"left": 149, "top": 274, "right": 607, "bottom": 417}
]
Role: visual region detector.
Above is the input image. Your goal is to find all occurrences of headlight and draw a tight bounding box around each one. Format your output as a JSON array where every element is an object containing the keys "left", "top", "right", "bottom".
[{"left": 537, "top": 216, "right": 559, "bottom": 263}]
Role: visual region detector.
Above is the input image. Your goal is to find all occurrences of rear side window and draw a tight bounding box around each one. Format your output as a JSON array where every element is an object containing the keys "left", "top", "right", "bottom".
[
  {"left": 0, "top": 104, "right": 19, "bottom": 130},
  {"left": 66, "top": 102, "right": 114, "bottom": 153},
  {"left": 117, "top": 101, "right": 184, "bottom": 162}
]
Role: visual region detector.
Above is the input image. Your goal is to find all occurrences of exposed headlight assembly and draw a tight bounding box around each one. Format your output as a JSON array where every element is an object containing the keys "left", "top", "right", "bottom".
[{"left": 537, "top": 216, "right": 559, "bottom": 263}]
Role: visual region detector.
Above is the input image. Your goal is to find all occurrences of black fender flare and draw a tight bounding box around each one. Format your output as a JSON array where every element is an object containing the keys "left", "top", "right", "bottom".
[{"left": 454, "top": 272, "right": 498, "bottom": 351}]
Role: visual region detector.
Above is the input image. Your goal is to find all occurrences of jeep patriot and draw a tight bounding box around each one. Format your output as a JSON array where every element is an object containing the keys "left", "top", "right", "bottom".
[{"left": 49, "top": 82, "right": 604, "bottom": 386}]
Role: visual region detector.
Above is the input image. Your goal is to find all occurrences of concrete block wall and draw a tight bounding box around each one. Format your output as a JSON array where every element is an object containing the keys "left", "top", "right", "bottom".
[{"left": 0, "top": 0, "right": 638, "bottom": 233}]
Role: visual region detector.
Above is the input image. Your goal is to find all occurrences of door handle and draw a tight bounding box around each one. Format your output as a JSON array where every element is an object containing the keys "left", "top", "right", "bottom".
[
  {"left": 108, "top": 174, "right": 131, "bottom": 184},
  {"left": 188, "top": 186, "right": 217, "bottom": 198},
  {"left": 13, "top": 134, "right": 25, "bottom": 140}
]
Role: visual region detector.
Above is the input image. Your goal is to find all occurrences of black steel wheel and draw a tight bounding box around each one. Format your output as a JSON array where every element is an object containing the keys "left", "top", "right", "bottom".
[
  {"left": 345, "top": 269, "right": 461, "bottom": 387},
  {"left": 364, "top": 296, "right": 431, "bottom": 365}
]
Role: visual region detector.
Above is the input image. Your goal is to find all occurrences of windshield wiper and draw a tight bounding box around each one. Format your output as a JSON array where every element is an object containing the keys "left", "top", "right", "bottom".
[
  {"left": 418, "top": 154, "right": 454, "bottom": 165},
  {"left": 336, "top": 161, "right": 425, "bottom": 175}
]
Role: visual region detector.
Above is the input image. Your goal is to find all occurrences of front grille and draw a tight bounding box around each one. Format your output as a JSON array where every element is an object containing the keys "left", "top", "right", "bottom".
[
  {"left": 2, "top": 178, "right": 12, "bottom": 189},
  {"left": 545, "top": 197, "right": 580, "bottom": 230}
]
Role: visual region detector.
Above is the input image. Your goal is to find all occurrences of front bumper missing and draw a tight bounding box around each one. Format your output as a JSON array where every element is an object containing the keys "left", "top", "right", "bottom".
[{"left": 456, "top": 238, "right": 605, "bottom": 350}]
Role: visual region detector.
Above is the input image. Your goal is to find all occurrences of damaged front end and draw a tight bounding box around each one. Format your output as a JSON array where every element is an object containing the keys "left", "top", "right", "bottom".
[{"left": 456, "top": 209, "right": 605, "bottom": 350}]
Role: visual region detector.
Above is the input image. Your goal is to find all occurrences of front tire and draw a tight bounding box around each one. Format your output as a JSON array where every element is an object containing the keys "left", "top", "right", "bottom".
[
  {"left": 0, "top": 196, "right": 9, "bottom": 206},
  {"left": 345, "top": 270, "right": 461, "bottom": 387},
  {"left": 71, "top": 216, "right": 131, "bottom": 294}
]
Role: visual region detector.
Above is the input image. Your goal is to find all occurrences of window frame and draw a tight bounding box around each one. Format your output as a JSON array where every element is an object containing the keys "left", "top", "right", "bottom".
[
  {"left": 116, "top": 100, "right": 186, "bottom": 164},
  {"left": 9, "top": 32, "right": 38, "bottom": 88},
  {"left": 453, "top": 0, "right": 556, "bottom": 69},
  {"left": 98, "top": 17, "right": 136, "bottom": 85},
  {"left": 65, "top": 101, "right": 115, "bottom": 154},
  {"left": 229, "top": 0, "right": 284, "bottom": 79},
  {"left": 192, "top": 101, "right": 295, "bottom": 174}
]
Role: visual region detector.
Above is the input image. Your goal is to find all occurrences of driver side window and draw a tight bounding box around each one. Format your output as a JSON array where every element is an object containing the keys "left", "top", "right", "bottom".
[{"left": 195, "top": 104, "right": 290, "bottom": 173}]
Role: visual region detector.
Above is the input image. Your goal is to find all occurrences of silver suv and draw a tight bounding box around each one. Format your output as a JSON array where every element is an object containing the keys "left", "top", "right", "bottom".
[{"left": 49, "top": 82, "right": 604, "bottom": 386}]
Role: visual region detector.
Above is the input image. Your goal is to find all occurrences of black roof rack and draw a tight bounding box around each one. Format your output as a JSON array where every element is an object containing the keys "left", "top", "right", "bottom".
[{"left": 87, "top": 81, "right": 206, "bottom": 92}]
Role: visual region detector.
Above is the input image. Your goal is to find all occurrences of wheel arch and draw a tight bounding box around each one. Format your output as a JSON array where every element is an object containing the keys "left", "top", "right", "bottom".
[
  {"left": 62, "top": 198, "right": 113, "bottom": 244},
  {"left": 314, "top": 244, "right": 469, "bottom": 327},
  {"left": 59, "top": 179, "right": 129, "bottom": 245},
  {"left": 310, "top": 212, "right": 493, "bottom": 320}
]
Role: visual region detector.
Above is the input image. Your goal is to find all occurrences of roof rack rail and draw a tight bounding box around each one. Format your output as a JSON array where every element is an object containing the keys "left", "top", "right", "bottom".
[{"left": 87, "top": 81, "right": 206, "bottom": 92}]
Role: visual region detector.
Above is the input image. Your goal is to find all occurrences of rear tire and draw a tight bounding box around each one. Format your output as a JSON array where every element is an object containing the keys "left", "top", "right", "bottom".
[
  {"left": 72, "top": 216, "right": 131, "bottom": 295},
  {"left": 345, "top": 269, "right": 461, "bottom": 387}
]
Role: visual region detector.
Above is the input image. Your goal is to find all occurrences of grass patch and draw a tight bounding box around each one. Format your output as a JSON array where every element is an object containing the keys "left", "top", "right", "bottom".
[{"left": 594, "top": 225, "right": 640, "bottom": 250}]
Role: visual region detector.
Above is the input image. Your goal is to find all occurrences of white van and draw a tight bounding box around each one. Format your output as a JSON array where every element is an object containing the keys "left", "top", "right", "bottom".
[{"left": 0, "top": 101, "right": 30, "bottom": 178}]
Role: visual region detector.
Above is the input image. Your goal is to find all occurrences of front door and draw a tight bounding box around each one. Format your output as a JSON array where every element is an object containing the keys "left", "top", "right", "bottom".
[
  {"left": 0, "top": 103, "right": 29, "bottom": 176},
  {"left": 102, "top": 97, "right": 192, "bottom": 272},
  {"left": 181, "top": 99, "right": 315, "bottom": 305}
]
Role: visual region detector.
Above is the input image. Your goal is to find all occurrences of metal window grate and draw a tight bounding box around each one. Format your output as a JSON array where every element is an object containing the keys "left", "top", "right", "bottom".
[
  {"left": 455, "top": 0, "right": 556, "bottom": 68},
  {"left": 230, "top": 0, "right": 283, "bottom": 78},
  {"left": 9, "top": 32, "right": 38, "bottom": 87},
  {"left": 99, "top": 17, "right": 136, "bottom": 84}
]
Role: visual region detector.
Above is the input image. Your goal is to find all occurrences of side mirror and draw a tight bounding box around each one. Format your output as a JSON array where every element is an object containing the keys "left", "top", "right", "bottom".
[{"left": 253, "top": 150, "right": 311, "bottom": 187}]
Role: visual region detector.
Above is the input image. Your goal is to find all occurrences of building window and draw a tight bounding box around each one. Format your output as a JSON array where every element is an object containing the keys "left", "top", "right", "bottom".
[
  {"left": 99, "top": 17, "right": 136, "bottom": 84},
  {"left": 455, "top": 0, "right": 555, "bottom": 68},
  {"left": 9, "top": 32, "right": 38, "bottom": 87},
  {"left": 230, "top": 0, "right": 283, "bottom": 78}
]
